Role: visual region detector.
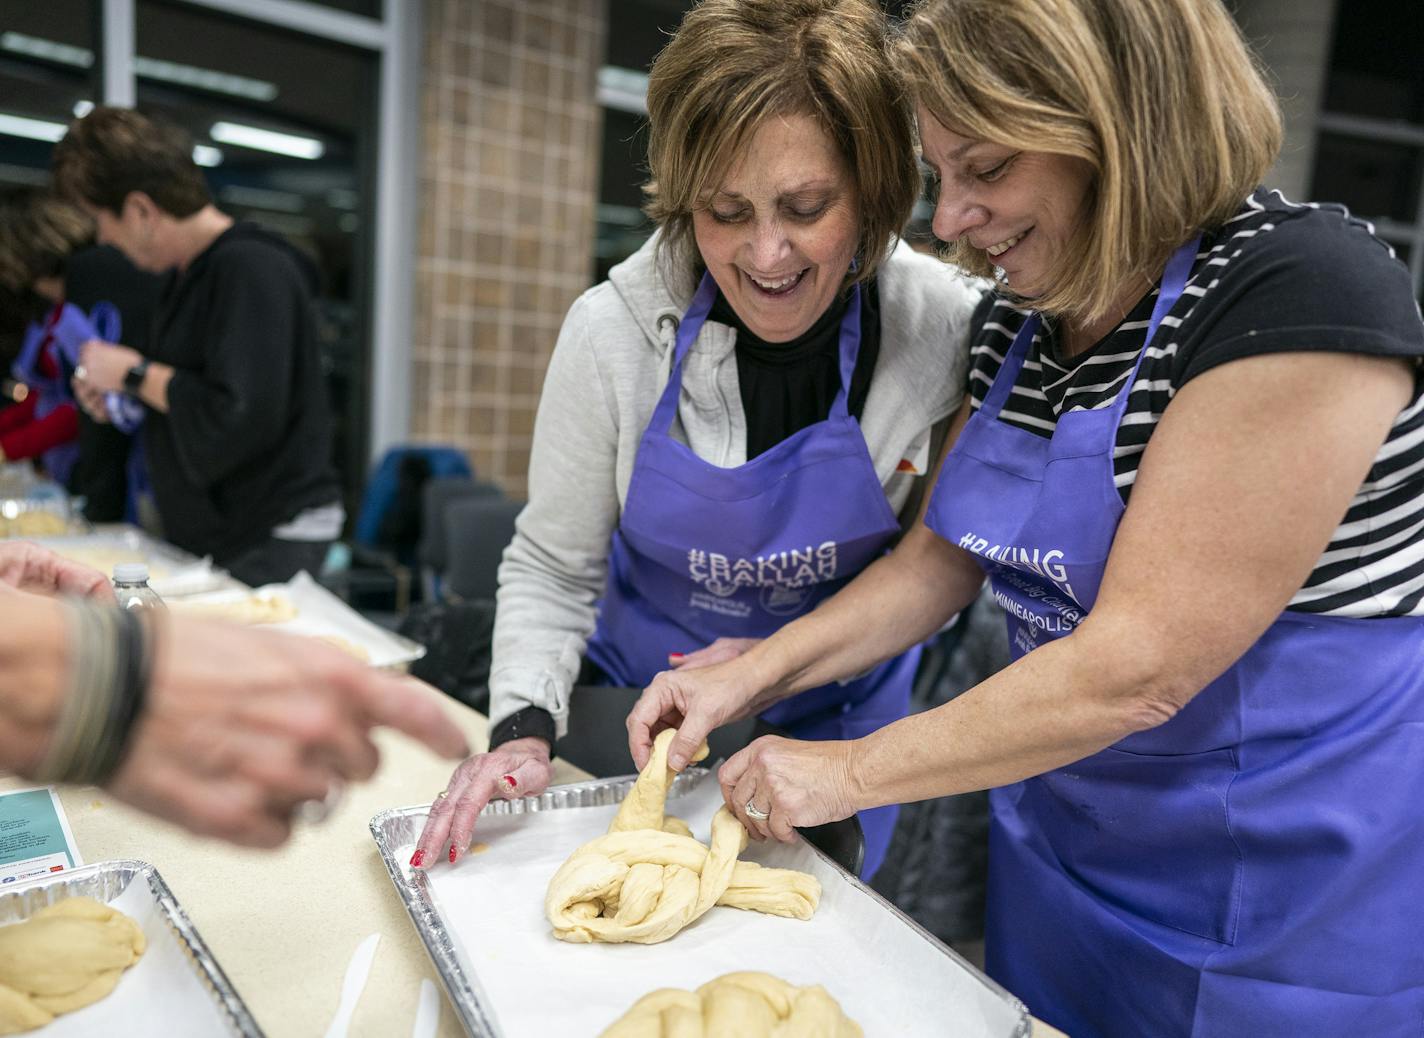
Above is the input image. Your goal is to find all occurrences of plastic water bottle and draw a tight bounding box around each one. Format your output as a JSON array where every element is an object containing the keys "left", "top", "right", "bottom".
[{"left": 112, "top": 563, "right": 166, "bottom": 613}]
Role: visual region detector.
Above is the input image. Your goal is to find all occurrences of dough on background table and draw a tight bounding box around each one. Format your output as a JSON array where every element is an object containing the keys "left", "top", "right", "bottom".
[
  {"left": 544, "top": 729, "right": 821, "bottom": 945},
  {"left": 600, "top": 971, "right": 863, "bottom": 1038},
  {"left": 48, "top": 547, "right": 170, "bottom": 582},
  {"left": 314, "top": 634, "right": 371, "bottom": 662},
  {"left": 0, "top": 896, "right": 146, "bottom": 1034},
  {"left": 170, "top": 593, "right": 298, "bottom": 625},
  {"left": 6, "top": 513, "right": 70, "bottom": 538}
]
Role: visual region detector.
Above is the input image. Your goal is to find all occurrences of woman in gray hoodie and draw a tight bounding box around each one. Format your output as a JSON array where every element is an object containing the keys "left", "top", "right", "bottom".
[{"left": 414, "top": 0, "right": 982, "bottom": 878}]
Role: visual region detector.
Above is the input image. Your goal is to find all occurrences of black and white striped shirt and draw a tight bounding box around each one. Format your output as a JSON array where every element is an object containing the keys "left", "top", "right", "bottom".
[{"left": 967, "top": 189, "right": 1424, "bottom": 618}]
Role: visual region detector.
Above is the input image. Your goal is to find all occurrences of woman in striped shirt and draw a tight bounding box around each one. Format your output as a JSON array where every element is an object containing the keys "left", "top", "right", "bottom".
[{"left": 629, "top": 0, "right": 1424, "bottom": 1034}]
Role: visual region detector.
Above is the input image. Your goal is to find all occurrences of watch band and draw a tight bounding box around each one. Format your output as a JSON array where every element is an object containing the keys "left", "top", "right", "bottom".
[{"left": 123, "top": 358, "right": 150, "bottom": 395}]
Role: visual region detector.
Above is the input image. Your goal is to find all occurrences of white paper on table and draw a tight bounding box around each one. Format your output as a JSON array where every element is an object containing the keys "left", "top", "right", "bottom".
[
  {"left": 33, "top": 530, "right": 230, "bottom": 597},
  {"left": 180, "top": 571, "right": 425, "bottom": 668},
  {"left": 29, "top": 877, "right": 236, "bottom": 1036},
  {"left": 414, "top": 780, "right": 1025, "bottom": 1037}
]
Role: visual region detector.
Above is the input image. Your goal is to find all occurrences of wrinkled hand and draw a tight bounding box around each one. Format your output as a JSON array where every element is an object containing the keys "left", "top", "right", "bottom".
[
  {"left": 720, "top": 736, "right": 860, "bottom": 843},
  {"left": 627, "top": 657, "right": 768, "bottom": 774},
  {"left": 669, "top": 637, "right": 761, "bottom": 671},
  {"left": 107, "top": 617, "right": 470, "bottom": 848},
  {"left": 413, "top": 737, "right": 553, "bottom": 867},
  {"left": 0, "top": 541, "right": 114, "bottom": 603},
  {"left": 76, "top": 339, "right": 141, "bottom": 395}
]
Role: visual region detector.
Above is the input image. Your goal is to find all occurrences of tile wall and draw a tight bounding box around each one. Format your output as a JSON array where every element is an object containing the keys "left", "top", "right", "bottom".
[{"left": 411, "top": 0, "right": 608, "bottom": 498}]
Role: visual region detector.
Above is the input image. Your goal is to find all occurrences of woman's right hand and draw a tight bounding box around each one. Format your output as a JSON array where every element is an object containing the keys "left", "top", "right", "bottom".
[
  {"left": 413, "top": 736, "right": 553, "bottom": 867},
  {"left": 626, "top": 657, "right": 770, "bottom": 773}
]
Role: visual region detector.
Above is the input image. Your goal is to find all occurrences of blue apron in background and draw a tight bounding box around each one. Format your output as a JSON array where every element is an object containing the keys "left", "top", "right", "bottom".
[{"left": 24, "top": 301, "right": 150, "bottom": 515}]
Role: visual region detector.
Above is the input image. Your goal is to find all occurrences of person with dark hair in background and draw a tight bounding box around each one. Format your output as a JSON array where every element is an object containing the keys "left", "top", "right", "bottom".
[{"left": 52, "top": 106, "right": 342, "bottom": 585}]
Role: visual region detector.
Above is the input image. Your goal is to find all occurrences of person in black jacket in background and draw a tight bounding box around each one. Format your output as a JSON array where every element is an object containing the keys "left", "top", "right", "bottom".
[{"left": 52, "top": 106, "right": 342, "bottom": 585}]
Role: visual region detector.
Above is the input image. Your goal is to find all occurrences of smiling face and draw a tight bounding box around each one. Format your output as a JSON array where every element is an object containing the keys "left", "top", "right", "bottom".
[
  {"left": 917, "top": 105, "right": 1094, "bottom": 300},
  {"left": 691, "top": 113, "right": 860, "bottom": 343}
]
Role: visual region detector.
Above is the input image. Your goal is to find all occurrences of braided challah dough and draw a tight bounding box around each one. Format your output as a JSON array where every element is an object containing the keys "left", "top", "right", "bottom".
[
  {"left": 0, "top": 896, "right": 146, "bottom": 1034},
  {"left": 600, "top": 971, "right": 863, "bottom": 1038},
  {"left": 544, "top": 730, "right": 820, "bottom": 945}
]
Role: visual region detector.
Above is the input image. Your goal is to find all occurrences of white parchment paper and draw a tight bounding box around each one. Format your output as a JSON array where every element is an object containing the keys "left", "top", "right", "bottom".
[
  {"left": 30, "top": 877, "right": 236, "bottom": 1036},
  {"left": 412, "top": 780, "right": 1025, "bottom": 1037},
  {"left": 181, "top": 571, "right": 425, "bottom": 668}
]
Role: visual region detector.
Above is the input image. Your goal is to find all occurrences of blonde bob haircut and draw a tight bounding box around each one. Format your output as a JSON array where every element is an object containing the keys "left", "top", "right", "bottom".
[
  {"left": 644, "top": 0, "right": 920, "bottom": 289},
  {"left": 895, "top": 0, "right": 1283, "bottom": 322}
]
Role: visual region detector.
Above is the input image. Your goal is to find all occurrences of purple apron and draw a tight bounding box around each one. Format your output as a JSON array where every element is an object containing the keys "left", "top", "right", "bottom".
[
  {"left": 588, "top": 272, "right": 920, "bottom": 878},
  {"left": 925, "top": 237, "right": 1424, "bottom": 1035}
]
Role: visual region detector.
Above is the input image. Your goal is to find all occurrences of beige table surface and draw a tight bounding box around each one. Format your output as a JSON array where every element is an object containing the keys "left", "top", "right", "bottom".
[{"left": 4, "top": 681, "right": 1067, "bottom": 1037}]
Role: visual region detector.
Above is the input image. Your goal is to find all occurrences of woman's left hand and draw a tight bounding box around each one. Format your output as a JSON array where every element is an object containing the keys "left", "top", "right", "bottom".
[
  {"left": 669, "top": 637, "right": 761, "bottom": 671},
  {"left": 718, "top": 735, "right": 860, "bottom": 842},
  {"left": 0, "top": 542, "right": 115, "bottom": 602},
  {"left": 76, "top": 339, "right": 141, "bottom": 395}
]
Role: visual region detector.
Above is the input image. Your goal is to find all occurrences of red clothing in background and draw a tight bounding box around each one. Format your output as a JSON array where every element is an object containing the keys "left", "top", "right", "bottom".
[{"left": 0, "top": 345, "right": 78, "bottom": 461}]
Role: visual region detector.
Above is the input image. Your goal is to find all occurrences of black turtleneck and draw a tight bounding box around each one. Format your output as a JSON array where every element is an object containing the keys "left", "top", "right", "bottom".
[{"left": 708, "top": 281, "right": 880, "bottom": 460}]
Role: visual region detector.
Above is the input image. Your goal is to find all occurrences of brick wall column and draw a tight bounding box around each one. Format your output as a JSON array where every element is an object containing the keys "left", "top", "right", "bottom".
[{"left": 411, "top": 0, "right": 608, "bottom": 498}]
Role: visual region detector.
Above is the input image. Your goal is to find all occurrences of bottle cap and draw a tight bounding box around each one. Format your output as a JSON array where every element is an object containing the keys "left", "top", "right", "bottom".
[{"left": 112, "top": 562, "right": 150, "bottom": 584}]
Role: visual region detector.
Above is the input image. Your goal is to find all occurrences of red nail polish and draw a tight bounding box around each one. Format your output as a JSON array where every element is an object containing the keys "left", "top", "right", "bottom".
[
  {"left": 409, "top": 849, "right": 426, "bottom": 868},
  {"left": 502, "top": 774, "right": 517, "bottom": 789},
  {"left": 448, "top": 843, "right": 457, "bottom": 863}
]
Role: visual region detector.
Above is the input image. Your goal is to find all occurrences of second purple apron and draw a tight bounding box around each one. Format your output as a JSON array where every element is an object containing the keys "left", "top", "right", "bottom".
[{"left": 924, "top": 237, "right": 1424, "bottom": 1035}]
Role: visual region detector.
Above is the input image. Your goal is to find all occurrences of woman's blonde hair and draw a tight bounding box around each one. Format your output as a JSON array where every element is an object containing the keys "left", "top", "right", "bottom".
[
  {"left": 644, "top": 0, "right": 920, "bottom": 288},
  {"left": 895, "top": 0, "right": 1283, "bottom": 321},
  {"left": 0, "top": 189, "right": 94, "bottom": 295}
]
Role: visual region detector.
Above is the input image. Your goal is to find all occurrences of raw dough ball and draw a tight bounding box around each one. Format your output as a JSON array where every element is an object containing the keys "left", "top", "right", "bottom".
[
  {"left": 0, "top": 897, "right": 146, "bottom": 1034},
  {"left": 600, "top": 971, "right": 862, "bottom": 1038},
  {"left": 545, "top": 730, "right": 820, "bottom": 945},
  {"left": 314, "top": 635, "right": 371, "bottom": 662},
  {"left": 9, "top": 512, "right": 68, "bottom": 537},
  {"left": 52, "top": 548, "right": 170, "bottom": 582},
  {"left": 173, "top": 593, "right": 298, "bottom": 625}
]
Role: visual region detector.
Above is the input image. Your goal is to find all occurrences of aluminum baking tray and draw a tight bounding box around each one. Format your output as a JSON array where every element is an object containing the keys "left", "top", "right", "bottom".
[
  {"left": 0, "top": 858, "right": 262, "bottom": 1036},
  {"left": 372, "top": 771, "right": 1030, "bottom": 1037}
]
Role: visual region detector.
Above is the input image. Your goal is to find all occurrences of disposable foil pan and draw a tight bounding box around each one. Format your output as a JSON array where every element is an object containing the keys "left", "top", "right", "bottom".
[
  {"left": 0, "top": 858, "right": 262, "bottom": 1036},
  {"left": 371, "top": 771, "right": 1030, "bottom": 1037}
]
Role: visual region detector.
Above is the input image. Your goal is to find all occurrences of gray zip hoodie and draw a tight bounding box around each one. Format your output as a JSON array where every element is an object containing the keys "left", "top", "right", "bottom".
[{"left": 490, "top": 231, "right": 984, "bottom": 734}]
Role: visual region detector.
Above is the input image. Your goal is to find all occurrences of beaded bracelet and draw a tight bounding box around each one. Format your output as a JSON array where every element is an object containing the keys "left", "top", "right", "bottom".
[{"left": 35, "top": 601, "right": 150, "bottom": 786}]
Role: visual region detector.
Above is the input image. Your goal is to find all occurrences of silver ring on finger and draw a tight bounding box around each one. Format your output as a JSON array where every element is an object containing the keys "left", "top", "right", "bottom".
[
  {"left": 436, "top": 790, "right": 450, "bottom": 799},
  {"left": 745, "top": 798, "right": 770, "bottom": 821},
  {"left": 296, "top": 780, "right": 345, "bottom": 825}
]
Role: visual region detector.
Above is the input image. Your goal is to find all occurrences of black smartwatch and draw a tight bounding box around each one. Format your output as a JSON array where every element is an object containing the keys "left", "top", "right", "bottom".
[{"left": 122, "top": 358, "right": 150, "bottom": 396}]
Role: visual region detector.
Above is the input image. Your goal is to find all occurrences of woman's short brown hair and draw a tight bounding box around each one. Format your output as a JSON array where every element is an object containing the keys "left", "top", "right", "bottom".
[
  {"left": 895, "top": 0, "right": 1283, "bottom": 321},
  {"left": 644, "top": 0, "right": 920, "bottom": 288},
  {"left": 0, "top": 188, "right": 94, "bottom": 295},
  {"left": 52, "top": 106, "right": 211, "bottom": 218}
]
